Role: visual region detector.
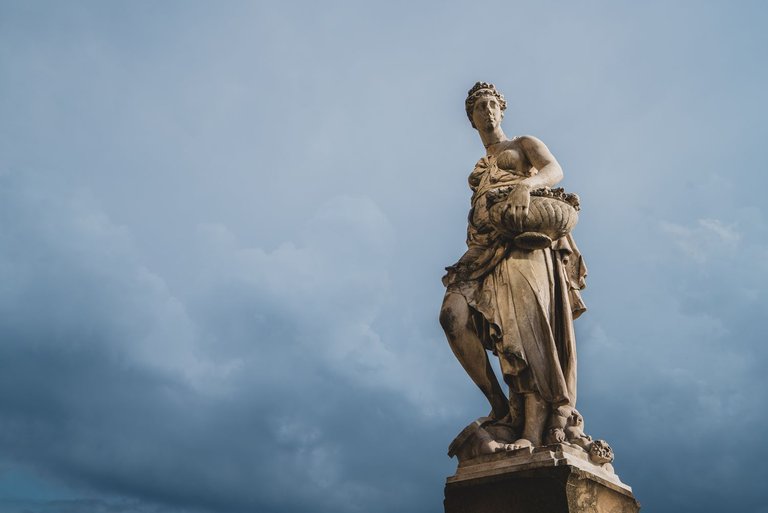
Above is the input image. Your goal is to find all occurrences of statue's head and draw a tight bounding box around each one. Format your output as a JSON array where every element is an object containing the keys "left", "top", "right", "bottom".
[{"left": 465, "top": 82, "right": 507, "bottom": 130}]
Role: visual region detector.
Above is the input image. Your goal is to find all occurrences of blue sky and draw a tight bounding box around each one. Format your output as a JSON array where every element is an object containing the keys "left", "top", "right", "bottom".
[{"left": 1, "top": 1, "right": 767, "bottom": 512}]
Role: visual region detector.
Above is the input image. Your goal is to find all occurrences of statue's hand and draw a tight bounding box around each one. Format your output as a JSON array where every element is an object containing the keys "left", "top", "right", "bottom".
[{"left": 503, "top": 183, "right": 531, "bottom": 232}]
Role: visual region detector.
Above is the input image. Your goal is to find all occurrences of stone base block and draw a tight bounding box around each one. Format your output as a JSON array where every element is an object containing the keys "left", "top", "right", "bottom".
[{"left": 444, "top": 445, "right": 640, "bottom": 513}]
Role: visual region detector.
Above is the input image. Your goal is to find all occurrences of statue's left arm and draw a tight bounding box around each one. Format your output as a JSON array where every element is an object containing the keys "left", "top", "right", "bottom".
[
  {"left": 504, "top": 136, "right": 564, "bottom": 224},
  {"left": 518, "top": 136, "right": 563, "bottom": 189},
  {"left": 518, "top": 136, "right": 588, "bottom": 317}
]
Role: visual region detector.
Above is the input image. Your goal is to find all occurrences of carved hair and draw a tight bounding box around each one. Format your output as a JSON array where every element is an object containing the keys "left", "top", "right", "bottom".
[{"left": 465, "top": 82, "right": 507, "bottom": 128}]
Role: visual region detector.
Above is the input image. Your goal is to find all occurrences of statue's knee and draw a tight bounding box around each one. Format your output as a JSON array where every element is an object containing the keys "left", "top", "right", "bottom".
[
  {"left": 440, "top": 294, "right": 468, "bottom": 335},
  {"left": 439, "top": 304, "right": 456, "bottom": 334}
]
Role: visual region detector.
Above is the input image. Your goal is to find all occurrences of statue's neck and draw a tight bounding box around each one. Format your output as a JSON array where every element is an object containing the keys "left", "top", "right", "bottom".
[{"left": 478, "top": 127, "right": 507, "bottom": 152}]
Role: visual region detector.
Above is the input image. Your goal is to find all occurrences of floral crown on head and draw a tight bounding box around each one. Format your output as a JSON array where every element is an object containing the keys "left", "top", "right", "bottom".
[{"left": 465, "top": 81, "right": 507, "bottom": 127}]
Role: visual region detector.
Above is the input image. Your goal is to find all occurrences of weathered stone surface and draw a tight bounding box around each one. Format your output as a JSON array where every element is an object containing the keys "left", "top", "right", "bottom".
[
  {"left": 440, "top": 81, "right": 592, "bottom": 453},
  {"left": 439, "top": 81, "right": 638, "bottom": 511},
  {"left": 445, "top": 445, "right": 639, "bottom": 513}
]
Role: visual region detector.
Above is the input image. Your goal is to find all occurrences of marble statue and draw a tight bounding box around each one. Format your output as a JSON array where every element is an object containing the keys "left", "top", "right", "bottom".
[
  {"left": 440, "top": 83, "right": 639, "bottom": 513},
  {"left": 440, "top": 82, "right": 610, "bottom": 465}
]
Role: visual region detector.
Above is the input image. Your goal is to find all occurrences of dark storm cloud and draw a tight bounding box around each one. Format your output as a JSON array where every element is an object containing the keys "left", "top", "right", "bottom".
[
  {"left": 0, "top": 498, "right": 183, "bottom": 513},
  {"left": 1, "top": 1, "right": 767, "bottom": 512},
  {"left": 0, "top": 173, "right": 460, "bottom": 513},
  {"left": 575, "top": 207, "right": 768, "bottom": 510}
]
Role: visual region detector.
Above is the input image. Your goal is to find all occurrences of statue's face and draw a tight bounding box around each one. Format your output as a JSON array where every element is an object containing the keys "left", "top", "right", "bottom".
[{"left": 471, "top": 94, "right": 503, "bottom": 131}]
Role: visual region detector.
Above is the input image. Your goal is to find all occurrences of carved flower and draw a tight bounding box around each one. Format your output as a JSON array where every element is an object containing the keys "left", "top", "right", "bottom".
[{"left": 589, "top": 439, "right": 614, "bottom": 464}]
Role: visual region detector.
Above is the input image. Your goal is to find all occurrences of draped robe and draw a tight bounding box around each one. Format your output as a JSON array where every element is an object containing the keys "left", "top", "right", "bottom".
[{"left": 443, "top": 155, "right": 587, "bottom": 408}]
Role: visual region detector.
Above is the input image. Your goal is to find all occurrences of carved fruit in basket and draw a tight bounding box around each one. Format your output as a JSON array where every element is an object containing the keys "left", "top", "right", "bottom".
[{"left": 488, "top": 187, "right": 580, "bottom": 250}]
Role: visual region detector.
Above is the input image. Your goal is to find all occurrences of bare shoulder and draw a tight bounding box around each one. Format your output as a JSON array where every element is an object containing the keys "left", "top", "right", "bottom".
[
  {"left": 515, "top": 135, "right": 550, "bottom": 151},
  {"left": 512, "top": 135, "right": 561, "bottom": 176},
  {"left": 516, "top": 135, "right": 556, "bottom": 160}
]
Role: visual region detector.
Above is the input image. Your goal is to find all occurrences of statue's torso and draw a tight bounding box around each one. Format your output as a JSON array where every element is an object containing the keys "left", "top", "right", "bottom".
[{"left": 468, "top": 139, "right": 538, "bottom": 241}]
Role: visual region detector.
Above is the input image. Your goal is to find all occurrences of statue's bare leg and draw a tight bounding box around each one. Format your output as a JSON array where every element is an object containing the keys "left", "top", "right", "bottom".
[
  {"left": 508, "top": 390, "right": 524, "bottom": 430},
  {"left": 514, "top": 393, "right": 547, "bottom": 447},
  {"left": 440, "top": 291, "right": 509, "bottom": 420}
]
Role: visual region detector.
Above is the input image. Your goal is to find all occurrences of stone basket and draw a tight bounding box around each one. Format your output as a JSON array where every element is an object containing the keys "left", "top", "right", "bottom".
[{"left": 487, "top": 187, "right": 580, "bottom": 249}]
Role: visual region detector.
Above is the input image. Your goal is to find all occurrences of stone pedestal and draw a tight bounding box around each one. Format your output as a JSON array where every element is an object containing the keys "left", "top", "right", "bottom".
[{"left": 444, "top": 444, "right": 640, "bottom": 513}]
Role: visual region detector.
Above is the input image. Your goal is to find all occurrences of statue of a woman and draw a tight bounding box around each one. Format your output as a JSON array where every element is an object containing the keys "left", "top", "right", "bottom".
[{"left": 440, "top": 82, "right": 588, "bottom": 452}]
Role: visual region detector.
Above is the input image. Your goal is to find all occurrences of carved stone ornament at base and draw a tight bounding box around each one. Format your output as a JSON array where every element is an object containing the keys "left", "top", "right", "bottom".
[
  {"left": 439, "top": 81, "right": 638, "bottom": 511},
  {"left": 444, "top": 450, "right": 640, "bottom": 513},
  {"left": 448, "top": 442, "right": 628, "bottom": 491},
  {"left": 448, "top": 412, "right": 613, "bottom": 470}
]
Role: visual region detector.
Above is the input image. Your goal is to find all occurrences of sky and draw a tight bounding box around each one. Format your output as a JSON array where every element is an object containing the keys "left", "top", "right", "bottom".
[{"left": 0, "top": 1, "right": 767, "bottom": 512}]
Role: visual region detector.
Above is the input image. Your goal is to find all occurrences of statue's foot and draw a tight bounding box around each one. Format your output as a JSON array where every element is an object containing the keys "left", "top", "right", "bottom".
[
  {"left": 545, "top": 427, "right": 566, "bottom": 445},
  {"left": 479, "top": 439, "right": 531, "bottom": 455},
  {"left": 512, "top": 438, "right": 533, "bottom": 449}
]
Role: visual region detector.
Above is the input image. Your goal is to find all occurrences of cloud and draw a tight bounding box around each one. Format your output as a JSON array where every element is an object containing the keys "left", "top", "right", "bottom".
[
  {"left": 660, "top": 218, "right": 741, "bottom": 264},
  {"left": 2, "top": 2, "right": 768, "bottom": 512},
  {"left": 0, "top": 498, "right": 181, "bottom": 513},
  {"left": 574, "top": 209, "right": 768, "bottom": 509},
  {"left": 0, "top": 172, "right": 452, "bottom": 513}
]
